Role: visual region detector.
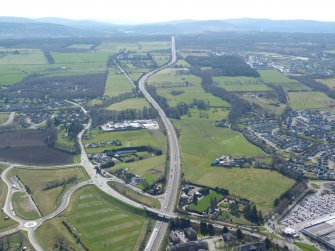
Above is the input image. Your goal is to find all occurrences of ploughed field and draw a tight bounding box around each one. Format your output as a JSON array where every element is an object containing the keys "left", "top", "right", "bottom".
[{"left": 0, "top": 130, "right": 74, "bottom": 165}]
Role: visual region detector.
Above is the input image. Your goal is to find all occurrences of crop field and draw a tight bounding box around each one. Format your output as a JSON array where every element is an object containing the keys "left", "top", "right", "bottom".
[
  {"left": 51, "top": 52, "right": 109, "bottom": 64},
  {"left": 104, "top": 69, "right": 135, "bottom": 97},
  {"left": 213, "top": 76, "right": 270, "bottom": 92},
  {"left": 0, "top": 130, "right": 74, "bottom": 165},
  {"left": 288, "top": 91, "right": 335, "bottom": 110},
  {"left": 196, "top": 168, "right": 295, "bottom": 214},
  {"left": 37, "top": 186, "right": 148, "bottom": 251},
  {"left": 84, "top": 128, "right": 166, "bottom": 154},
  {"left": 0, "top": 50, "right": 47, "bottom": 65},
  {"left": 258, "top": 70, "right": 309, "bottom": 90},
  {"left": 187, "top": 190, "right": 224, "bottom": 213},
  {"left": 106, "top": 98, "right": 150, "bottom": 111},
  {"left": 8, "top": 166, "right": 88, "bottom": 216}
]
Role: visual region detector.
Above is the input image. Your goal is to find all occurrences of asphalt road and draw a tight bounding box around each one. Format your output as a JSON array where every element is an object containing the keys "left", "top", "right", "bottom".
[{"left": 139, "top": 36, "right": 181, "bottom": 251}]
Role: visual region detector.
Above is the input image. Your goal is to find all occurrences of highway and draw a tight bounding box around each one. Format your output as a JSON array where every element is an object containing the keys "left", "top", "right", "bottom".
[{"left": 139, "top": 36, "right": 180, "bottom": 251}]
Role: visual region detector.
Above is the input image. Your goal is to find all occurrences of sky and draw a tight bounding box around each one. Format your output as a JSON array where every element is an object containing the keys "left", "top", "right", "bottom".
[{"left": 1, "top": 0, "right": 335, "bottom": 23}]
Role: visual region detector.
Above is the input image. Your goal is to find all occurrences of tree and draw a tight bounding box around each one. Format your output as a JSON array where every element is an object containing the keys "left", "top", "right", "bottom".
[
  {"left": 208, "top": 223, "right": 215, "bottom": 236},
  {"left": 222, "top": 226, "right": 229, "bottom": 234},
  {"left": 192, "top": 195, "right": 198, "bottom": 205},
  {"left": 236, "top": 228, "right": 243, "bottom": 240},
  {"left": 200, "top": 221, "right": 208, "bottom": 235}
]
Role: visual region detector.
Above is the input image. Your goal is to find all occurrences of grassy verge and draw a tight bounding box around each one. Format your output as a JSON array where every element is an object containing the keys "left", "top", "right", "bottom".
[
  {"left": 108, "top": 181, "right": 160, "bottom": 208},
  {"left": 294, "top": 242, "right": 320, "bottom": 251}
]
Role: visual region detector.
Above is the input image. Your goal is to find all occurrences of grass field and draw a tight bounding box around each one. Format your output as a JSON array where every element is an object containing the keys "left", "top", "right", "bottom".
[
  {"left": 37, "top": 186, "right": 149, "bottom": 251},
  {"left": 12, "top": 191, "right": 40, "bottom": 220},
  {"left": 84, "top": 129, "right": 166, "bottom": 154},
  {"left": 316, "top": 78, "right": 335, "bottom": 89},
  {"left": 0, "top": 113, "right": 9, "bottom": 124},
  {"left": 149, "top": 68, "right": 230, "bottom": 107},
  {"left": 258, "top": 70, "right": 309, "bottom": 91},
  {"left": 196, "top": 168, "right": 294, "bottom": 214},
  {"left": 67, "top": 43, "right": 94, "bottom": 49},
  {"left": 106, "top": 98, "right": 150, "bottom": 111},
  {"left": 288, "top": 91, "right": 335, "bottom": 110},
  {"left": 104, "top": 69, "right": 135, "bottom": 97},
  {"left": 0, "top": 50, "right": 47, "bottom": 65},
  {"left": 187, "top": 190, "right": 224, "bottom": 213},
  {"left": 9, "top": 166, "right": 88, "bottom": 216},
  {"left": 0, "top": 231, "right": 34, "bottom": 251},
  {"left": 174, "top": 117, "right": 293, "bottom": 213},
  {"left": 97, "top": 41, "right": 170, "bottom": 53},
  {"left": 294, "top": 242, "right": 320, "bottom": 251},
  {"left": 0, "top": 165, "right": 18, "bottom": 230},
  {"left": 51, "top": 52, "right": 109, "bottom": 64},
  {"left": 213, "top": 76, "right": 270, "bottom": 92}
]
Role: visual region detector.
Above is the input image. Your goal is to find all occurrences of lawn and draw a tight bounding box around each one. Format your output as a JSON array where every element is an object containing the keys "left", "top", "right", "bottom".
[
  {"left": 36, "top": 186, "right": 149, "bottom": 251},
  {"left": 288, "top": 91, "right": 335, "bottom": 110},
  {"left": 187, "top": 190, "right": 224, "bottom": 213},
  {"left": 213, "top": 76, "right": 270, "bottom": 92},
  {"left": 106, "top": 98, "right": 150, "bottom": 111},
  {"left": 8, "top": 166, "right": 88, "bottom": 216},
  {"left": 104, "top": 69, "right": 135, "bottom": 97}
]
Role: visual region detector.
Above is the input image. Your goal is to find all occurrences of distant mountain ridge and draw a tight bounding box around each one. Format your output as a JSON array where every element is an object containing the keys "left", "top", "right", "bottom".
[{"left": 0, "top": 17, "right": 335, "bottom": 37}]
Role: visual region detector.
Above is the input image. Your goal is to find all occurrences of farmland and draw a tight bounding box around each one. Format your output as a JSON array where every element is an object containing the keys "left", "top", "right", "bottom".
[
  {"left": 288, "top": 91, "right": 335, "bottom": 110},
  {"left": 8, "top": 166, "right": 88, "bottom": 216},
  {"left": 36, "top": 186, "right": 149, "bottom": 251},
  {"left": 97, "top": 41, "right": 170, "bottom": 53},
  {"left": 258, "top": 70, "right": 309, "bottom": 90},
  {"left": 0, "top": 113, "right": 9, "bottom": 124},
  {"left": 213, "top": 76, "right": 270, "bottom": 92},
  {"left": 107, "top": 98, "right": 150, "bottom": 111},
  {"left": 51, "top": 52, "right": 109, "bottom": 64},
  {"left": 0, "top": 130, "right": 75, "bottom": 165},
  {"left": 0, "top": 50, "right": 47, "bottom": 65},
  {"left": 104, "top": 69, "right": 135, "bottom": 97},
  {"left": 316, "top": 78, "right": 335, "bottom": 89}
]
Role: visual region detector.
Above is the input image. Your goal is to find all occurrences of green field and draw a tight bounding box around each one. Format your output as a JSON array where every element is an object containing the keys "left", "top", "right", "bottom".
[
  {"left": 106, "top": 98, "right": 150, "bottom": 111},
  {"left": 97, "top": 41, "right": 170, "bottom": 53},
  {"left": 67, "top": 43, "right": 94, "bottom": 49},
  {"left": 12, "top": 191, "right": 40, "bottom": 220},
  {"left": 316, "top": 78, "right": 335, "bottom": 89},
  {"left": 174, "top": 117, "right": 294, "bottom": 213},
  {"left": 84, "top": 129, "right": 166, "bottom": 154},
  {"left": 213, "top": 76, "right": 270, "bottom": 92},
  {"left": 196, "top": 168, "right": 294, "bottom": 214},
  {"left": 0, "top": 165, "right": 18, "bottom": 230},
  {"left": 9, "top": 166, "right": 88, "bottom": 216},
  {"left": 0, "top": 113, "right": 9, "bottom": 124},
  {"left": 0, "top": 231, "right": 34, "bottom": 251},
  {"left": 288, "top": 91, "right": 335, "bottom": 110},
  {"left": 51, "top": 52, "right": 109, "bottom": 64},
  {"left": 187, "top": 190, "right": 224, "bottom": 213},
  {"left": 36, "top": 186, "right": 149, "bottom": 251},
  {"left": 258, "top": 70, "right": 309, "bottom": 90},
  {"left": 0, "top": 50, "right": 47, "bottom": 65},
  {"left": 104, "top": 69, "right": 135, "bottom": 97},
  {"left": 149, "top": 68, "right": 230, "bottom": 107},
  {"left": 294, "top": 242, "right": 320, "bottom": 251}
]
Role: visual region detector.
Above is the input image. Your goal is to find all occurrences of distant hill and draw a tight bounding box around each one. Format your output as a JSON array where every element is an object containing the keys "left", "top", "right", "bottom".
[{"left": 0, "top": 17, "right": 335, "bottom": 37}]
